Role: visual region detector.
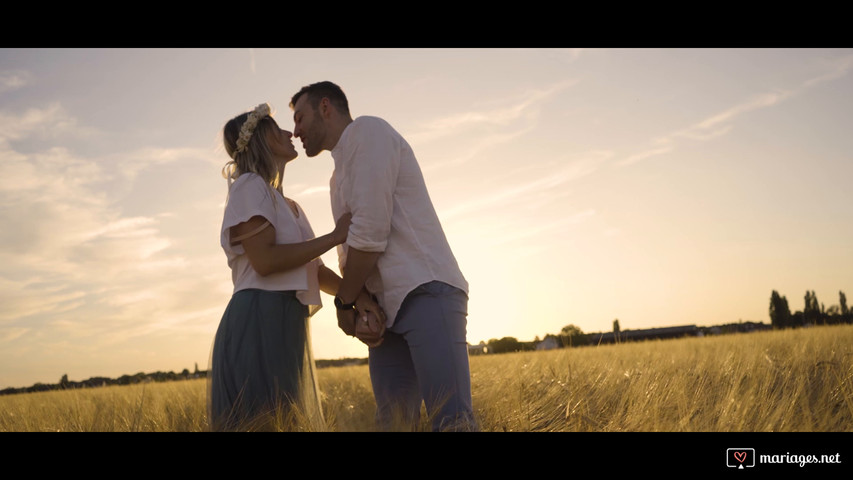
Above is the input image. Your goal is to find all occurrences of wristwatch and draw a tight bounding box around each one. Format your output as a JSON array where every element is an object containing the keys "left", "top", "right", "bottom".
[{"left": 334, "top": 296, "right": 356, "bottom": 311}]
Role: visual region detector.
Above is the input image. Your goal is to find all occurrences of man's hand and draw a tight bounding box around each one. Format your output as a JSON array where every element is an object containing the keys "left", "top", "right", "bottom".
[
  {"left": 337, "top": 308, "right": 357, "bottom": 337},
  {"left": 354, "top": 290, "right": 386, "bottom": 347}
]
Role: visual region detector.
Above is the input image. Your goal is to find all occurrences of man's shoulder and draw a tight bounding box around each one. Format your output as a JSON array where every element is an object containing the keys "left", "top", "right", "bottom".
[
  {"left": 352, "top": 115, "right": 396, "bottom": 134},
  {"left": 354, "top": 115, "right": 388, "bottom": 124}
]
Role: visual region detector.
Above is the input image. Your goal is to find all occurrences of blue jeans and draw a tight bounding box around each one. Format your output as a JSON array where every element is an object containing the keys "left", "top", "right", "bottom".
[{"left": 368, "top": 281, "right": 478, "bottom": 431}]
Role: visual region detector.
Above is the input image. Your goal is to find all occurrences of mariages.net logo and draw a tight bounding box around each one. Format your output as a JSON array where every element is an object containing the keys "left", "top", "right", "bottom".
[
  {"left": 727, "top": 448, "right": 756, "bottom": 469},
  {"left": 727, "top": 448, "right": 843, "bottom": 469}
]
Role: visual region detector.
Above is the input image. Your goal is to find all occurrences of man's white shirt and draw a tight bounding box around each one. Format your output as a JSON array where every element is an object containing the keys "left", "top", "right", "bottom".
[{"left": 330, "top": 116, "right": 468, "bottom": 326}]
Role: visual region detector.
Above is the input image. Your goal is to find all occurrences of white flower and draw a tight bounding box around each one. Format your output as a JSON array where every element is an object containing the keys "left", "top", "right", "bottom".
[{"left": 231, "top": 103, "right": 271, "bottom": 158}]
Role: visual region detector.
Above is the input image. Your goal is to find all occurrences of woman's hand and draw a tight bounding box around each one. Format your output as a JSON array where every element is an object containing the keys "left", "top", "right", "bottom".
[
  {"left": 354, "top": 290, "right": 386, "bottom": 347},
  {"left": 332, "top": 212, "right": 352, "bottom": 245},
  {"left": 355, "top": 290, "right": 384, "bottom": 320}
]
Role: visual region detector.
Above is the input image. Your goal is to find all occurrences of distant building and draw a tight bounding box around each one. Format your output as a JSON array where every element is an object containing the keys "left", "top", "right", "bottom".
[
  {"left": 536, "top": 335, "right": 560, "bottom": 351},
  {"left": 589, "top": 325, "right": 701, "bottom": 345},
  {"left": 468, "top": 341, "right": 489, "bottom": 355},
  {"left": 703, "top": 321, "right": 771, "bottom": 335}
]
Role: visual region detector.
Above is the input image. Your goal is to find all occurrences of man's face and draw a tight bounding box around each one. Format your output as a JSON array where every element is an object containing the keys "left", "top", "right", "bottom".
[{"left": 293, "top": 95, "right": 326, "bottom": 157}]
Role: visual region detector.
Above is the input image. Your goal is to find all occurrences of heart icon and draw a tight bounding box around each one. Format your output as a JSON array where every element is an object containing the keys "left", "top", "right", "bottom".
[{"left": 734, "top": 451, "right": 747, "bottom": 463}]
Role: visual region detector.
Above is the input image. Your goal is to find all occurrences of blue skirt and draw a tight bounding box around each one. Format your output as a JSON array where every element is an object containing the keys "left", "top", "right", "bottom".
[{"left": 208, "top": 289, "right": 323, "bottom": 431}]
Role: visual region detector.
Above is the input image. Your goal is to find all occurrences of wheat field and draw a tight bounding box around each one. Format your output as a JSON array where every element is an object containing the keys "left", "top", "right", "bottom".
[{"left": 2, "top": 324, "right": 851, "bottom": 432}]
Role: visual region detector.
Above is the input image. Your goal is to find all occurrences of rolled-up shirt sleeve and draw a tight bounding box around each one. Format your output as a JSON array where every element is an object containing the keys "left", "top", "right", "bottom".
[
  {"left": 221, "top": 173, "right": 276, "bottom": 257},
  {"left": 344, "top": 119, "right": 400, "bottom": 253}
]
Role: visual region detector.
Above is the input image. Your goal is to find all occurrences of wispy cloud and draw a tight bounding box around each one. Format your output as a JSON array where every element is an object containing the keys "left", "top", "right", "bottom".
[
  {"left": 803, "top": 54, "right": 853, "bottom": 88},
  {"left": 0, "top": 103, "right": 226, "bottom": 353},
  {"left": 410, "top": 80, "right": 581, "bottom": 176},
  {"left": 0, "top": 279, "right": 87, "bottom": 323},
  {"left": 615, "top": 54, "right": 853, "bottom": 168},
  {"left": 0, "top": 70, "right": 32, "bottom": 94},
  {"left": 689, "top": 89, "right": 792, "bottom": 133},
  {"left": 487, "top": 209, "right": 596, "bottom": 248},
  {"left": 672, "top": 125, "right": 733, "bottom": 142},
  {"left": 422, "top": 124, "right": 535, "bottom": 173},
  {"left": 407, "top": 80, "right": 579, "bottom": 146},
  {"left": 111, "top": 146, "right": 211, "bottom": 182},
  {"left": 0, "top": 327, "right": 28, "bottom": 342},
  {"left": 441, "top": 150, "right": 610, "bottom": 222},
  {"left": 616, "top": 146, "right": 675, "bottom": 167},
  {"left": 626, "top": 89, "right": 792, "bottom": 165},
  {"left": 0, "top": 103, "right": 91, "bottom": 142}
]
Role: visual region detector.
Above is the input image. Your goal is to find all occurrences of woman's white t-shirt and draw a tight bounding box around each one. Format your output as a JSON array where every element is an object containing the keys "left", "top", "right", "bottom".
[{"left": 220, "top": 173, "right": 323, "bottom": 314}]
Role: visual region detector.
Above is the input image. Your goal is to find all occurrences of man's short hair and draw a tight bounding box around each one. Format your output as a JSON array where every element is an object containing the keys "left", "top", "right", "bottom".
[{"left": 290, "top": 81, "right": 350, "bottom": 116}]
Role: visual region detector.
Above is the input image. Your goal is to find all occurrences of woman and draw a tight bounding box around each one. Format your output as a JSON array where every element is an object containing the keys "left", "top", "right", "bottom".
[{"left": 208, "top": 103, "right": 374, "bottom": 431}]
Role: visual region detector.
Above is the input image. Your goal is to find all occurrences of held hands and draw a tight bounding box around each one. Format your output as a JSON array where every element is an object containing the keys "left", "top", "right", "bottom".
[
  {"left": 331, "top": 213, "right": 352, "bottom": 245},
  {"left": 336, "top": 289, "right": 386, "bottom": 348},
  {"left": 336, "top": 307, "right": 357, "bottom": 336},
  {"left": 354, "top": 291, "right": 386, "bottom": 348}
]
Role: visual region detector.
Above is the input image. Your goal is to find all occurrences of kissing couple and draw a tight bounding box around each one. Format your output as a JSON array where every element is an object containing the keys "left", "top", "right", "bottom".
[{"left": 207, "top": 81, "right": 477, "bottom": 432}]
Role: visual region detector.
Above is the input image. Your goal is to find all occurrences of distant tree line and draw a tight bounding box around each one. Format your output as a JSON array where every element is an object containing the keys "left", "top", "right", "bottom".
[
  {"left": 769, "top": 290, "right": 851, "bottom": 328},
  {"left": 483, "top": 289, "right": 851, "bottom": 355},
  {"left": 485, "top": 324, "right": 592, "bottom": 354},
  {"left": 1, "top": 357, "right": 372, "bottom": 397},
  {"left": 315, "top": 357, "right": 369, "bottom": 368},
  {"left": 0, "top": 363, "right": 207, "bottom": 396},
  {"left": 5, "top": 289, "right": 849, "bottom": 394}
]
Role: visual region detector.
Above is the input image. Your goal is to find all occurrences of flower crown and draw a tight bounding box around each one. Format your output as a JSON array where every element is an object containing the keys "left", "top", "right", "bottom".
[{"left": 232, "top": 103, "right": 271, "bottom": 158}]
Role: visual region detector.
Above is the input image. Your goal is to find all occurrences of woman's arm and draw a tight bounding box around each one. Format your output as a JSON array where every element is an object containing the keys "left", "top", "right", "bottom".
[
  {"left": 318, "top": 264, "right": 342, "bottom": 296},
  {"left": 232, "top": 213, "right": 351, "bottom": 277}
]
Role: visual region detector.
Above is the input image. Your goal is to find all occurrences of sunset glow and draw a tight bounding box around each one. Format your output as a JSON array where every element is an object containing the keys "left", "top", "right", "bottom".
[{"left": 1, "top": 48, "right": 851, "bottom": 389}]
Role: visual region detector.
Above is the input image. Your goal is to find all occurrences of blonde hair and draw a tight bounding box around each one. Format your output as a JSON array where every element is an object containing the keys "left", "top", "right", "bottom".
[{"left": 221, "top": 109, "right": 283, "bottom": 203}]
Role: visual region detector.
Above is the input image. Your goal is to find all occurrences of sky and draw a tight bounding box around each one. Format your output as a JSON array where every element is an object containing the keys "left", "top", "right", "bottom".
[{"left": 0, "top": 48, "right": 851, "bottom": 390}]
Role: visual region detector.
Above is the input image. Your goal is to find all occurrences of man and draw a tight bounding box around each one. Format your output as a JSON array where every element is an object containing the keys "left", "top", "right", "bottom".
[{"left": 290, "top": 81, "right": 476, "bottom": 431}]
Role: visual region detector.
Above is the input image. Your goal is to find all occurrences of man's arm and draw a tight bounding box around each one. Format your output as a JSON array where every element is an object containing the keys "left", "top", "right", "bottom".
[
  {"left": 334, "top": 247, "right": 381, "bottom": 337},
  {"left": 336, "top": 247, "right": 381, "bottom": 304},
  {"left": 335, "top": 118, "right": 397, "bottom": 335}
]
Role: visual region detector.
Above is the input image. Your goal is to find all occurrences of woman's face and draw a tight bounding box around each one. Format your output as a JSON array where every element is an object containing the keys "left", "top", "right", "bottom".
[{"left": 266, "top": 123, "right": 298, "bottom": 165}]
